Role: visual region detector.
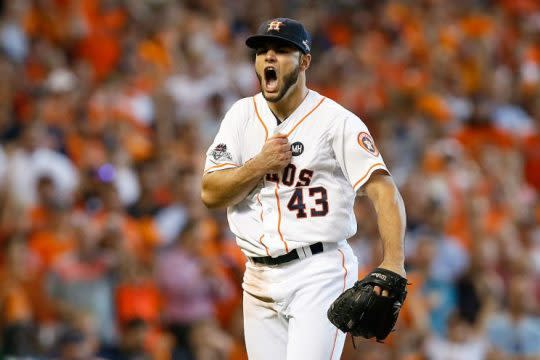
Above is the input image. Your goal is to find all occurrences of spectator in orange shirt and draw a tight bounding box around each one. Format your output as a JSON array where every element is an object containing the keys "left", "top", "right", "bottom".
[
  {"left": 115, "top": 255, "right": 161, "bottom": 328},
  {"left": 0, "top": 235, "right": 41, "bottom": 358},
  {"left": 74, "top": 0, "right": 127, "bottom": 81},
  {"left": 29, "top": 201, "right": 77, "bottom": 271},
  {"left": 92, "top": 184, "right": 144, "bottom": 260},
  {"left": 522, "top": 103, "right": 540, "bottom": 191},
  {"left": 454, "top": 100, "right": 515, "bottom": 159},
  {"left": 27, "top": 175, "right": 57, "bottom": 232}
]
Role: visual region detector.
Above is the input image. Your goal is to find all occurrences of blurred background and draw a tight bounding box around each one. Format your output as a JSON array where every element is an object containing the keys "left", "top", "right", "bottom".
[{"left": 0, "top": 0, "right": 539, "bottom": 359}]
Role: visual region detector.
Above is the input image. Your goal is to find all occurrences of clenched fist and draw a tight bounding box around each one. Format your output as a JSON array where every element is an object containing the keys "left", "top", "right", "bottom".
[{"left": 251, "top": 133, "right": 292, "bottom": 174}]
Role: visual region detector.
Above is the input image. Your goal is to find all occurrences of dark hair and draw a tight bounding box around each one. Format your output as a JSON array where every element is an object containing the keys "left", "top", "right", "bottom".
[
  {"left": 124, "top": 317, "right": 148, "bottom": 331},
  {"left": 57, "top": 328, "right": 86, "bottom": 347}
]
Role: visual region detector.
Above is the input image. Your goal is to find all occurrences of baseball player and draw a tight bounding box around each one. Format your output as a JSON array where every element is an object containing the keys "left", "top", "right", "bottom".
[{"left": 201, "top": 18, "right": 406, "bottom": 360}]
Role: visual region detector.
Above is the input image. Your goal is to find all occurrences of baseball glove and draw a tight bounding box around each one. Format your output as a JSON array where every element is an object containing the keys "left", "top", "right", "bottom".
[{"left": 327, "top": 268, "right": 408, "bottom": 341}]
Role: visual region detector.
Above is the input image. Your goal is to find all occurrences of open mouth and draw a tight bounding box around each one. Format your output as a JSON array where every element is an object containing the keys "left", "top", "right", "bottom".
[{"left": 264, "top": 67, "right": 278, "bottom": 92}]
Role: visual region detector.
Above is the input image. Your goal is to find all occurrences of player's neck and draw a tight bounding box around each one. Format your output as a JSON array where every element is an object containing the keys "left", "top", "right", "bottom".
[{"left": 267, "top": 81, "right": 309, "bottom": 122}]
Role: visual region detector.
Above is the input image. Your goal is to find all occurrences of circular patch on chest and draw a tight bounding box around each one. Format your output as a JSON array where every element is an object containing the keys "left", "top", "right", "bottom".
[{"left": 291, "top": 141, "right": 304, "bottom": 156}]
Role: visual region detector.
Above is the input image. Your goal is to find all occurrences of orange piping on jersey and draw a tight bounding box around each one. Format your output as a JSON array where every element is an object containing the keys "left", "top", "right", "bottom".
[
  {"left": 253, "top": 96, "right": 268, "bottom": 140},
  {"left": 352, "top": 162, "right": 386, "bottom": 191},
  {"left": 256, "top": 194, "right": 271, "bottom": 256},
  {"left": 258, "top": 235, "right": 270, "bottom": 256},
  {"left": 256, "top": 194, "right": 264, "bottom": 222},
  {"left": 274, "top": 183, "right": 289, "bottom": 253},
  {"left": 204, "top": 162, "right": 240, "bottom": 173},
  {"left": 286, "top": 97, "right": 326, "bottom": 137},
  {"left": 329, "top": 249, "right": 348, "bottom": 360},
  {"left": 338, "top": 249, "right": 348, "bottom": 293}
]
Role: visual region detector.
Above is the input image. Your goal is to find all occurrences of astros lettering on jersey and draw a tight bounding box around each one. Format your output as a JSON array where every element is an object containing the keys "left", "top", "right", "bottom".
[{"left": 204, "top": 90, "right": 388, "bottom": 258}]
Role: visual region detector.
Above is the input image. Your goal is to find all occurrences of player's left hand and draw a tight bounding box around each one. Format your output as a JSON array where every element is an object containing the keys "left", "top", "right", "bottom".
[
  {"left": 374, "top": 262, "right": 406, "bottom": 297},
  {"left": 327, "top": 267, "right": 408, "bottom": 341}
]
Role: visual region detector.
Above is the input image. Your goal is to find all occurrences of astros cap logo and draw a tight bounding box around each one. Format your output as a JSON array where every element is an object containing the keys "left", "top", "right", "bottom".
[
  {"left": 268, "top": 20, "right": 283, "bottom": 31},
  {"left": 302, "top": 39, "right": 310, "bottom": 52}
]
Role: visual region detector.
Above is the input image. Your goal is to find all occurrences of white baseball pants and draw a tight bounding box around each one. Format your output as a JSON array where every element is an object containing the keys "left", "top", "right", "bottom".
[{"left": 242, "top": 241, "right": 358, "bottom": 360}]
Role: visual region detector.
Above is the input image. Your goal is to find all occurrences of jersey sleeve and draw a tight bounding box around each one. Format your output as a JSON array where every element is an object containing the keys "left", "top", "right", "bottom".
[
  {"left": 203, "top": 101, "right": 244, "bottom": 174},
  {"left": 332, "top": 114, "right": 389, "bottom": 192}
]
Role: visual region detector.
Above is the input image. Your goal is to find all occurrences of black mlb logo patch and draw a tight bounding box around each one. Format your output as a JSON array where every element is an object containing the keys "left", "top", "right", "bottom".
[{"left": 291, "top": 142, "right": 304, "bottom": 156}]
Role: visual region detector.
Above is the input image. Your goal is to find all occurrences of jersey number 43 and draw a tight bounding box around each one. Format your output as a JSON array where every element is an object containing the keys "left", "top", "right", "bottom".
[{"left": 266, "top": 164, "right": 329, "bottom": 218}]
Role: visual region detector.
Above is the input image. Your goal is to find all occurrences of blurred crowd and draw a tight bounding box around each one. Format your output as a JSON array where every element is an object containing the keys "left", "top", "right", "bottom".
[{"left": 0, "top": 0, "right": 539, "bottom": 359}]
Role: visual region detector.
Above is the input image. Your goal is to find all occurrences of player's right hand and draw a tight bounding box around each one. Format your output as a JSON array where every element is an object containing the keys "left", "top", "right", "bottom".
[{"left": 253, "top": 133, "right": 292, "bottom": 173}]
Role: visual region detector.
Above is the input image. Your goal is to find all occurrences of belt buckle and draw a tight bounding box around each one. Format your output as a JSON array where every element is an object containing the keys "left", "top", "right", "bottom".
[{"left": 295, "top": 246, "right": 308, "bottom": 260}]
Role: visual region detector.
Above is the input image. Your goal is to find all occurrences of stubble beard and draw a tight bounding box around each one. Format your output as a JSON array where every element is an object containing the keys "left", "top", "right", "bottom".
[{"left": 258, "top": 65, "right": 300, "bottom": 103}]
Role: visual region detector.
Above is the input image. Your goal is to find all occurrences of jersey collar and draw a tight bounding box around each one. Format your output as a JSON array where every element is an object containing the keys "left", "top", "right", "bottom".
[{"left": 254, "top": 90, "right": 325, "bottom": 137}]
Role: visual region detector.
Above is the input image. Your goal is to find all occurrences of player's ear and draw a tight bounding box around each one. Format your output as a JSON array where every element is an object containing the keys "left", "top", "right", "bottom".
[{"left": 300, "top": 53, "right": 311, "bottom": 71}]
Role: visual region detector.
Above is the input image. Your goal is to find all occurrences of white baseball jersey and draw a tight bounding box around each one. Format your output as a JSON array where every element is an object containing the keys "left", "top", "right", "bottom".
[{"left": 204, "top": 90, "right": 388, "bottom": 258}]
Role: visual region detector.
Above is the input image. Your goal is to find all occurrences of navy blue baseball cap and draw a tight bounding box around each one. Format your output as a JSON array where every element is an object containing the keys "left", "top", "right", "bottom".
[{"left": 246, "top": 18, "right": 311, "bottom": 54}]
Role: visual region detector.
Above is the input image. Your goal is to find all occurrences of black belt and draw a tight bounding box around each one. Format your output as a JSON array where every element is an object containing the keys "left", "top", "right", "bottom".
[{"left": 250, "top": 242, "right": 324, "bottom": 266}]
